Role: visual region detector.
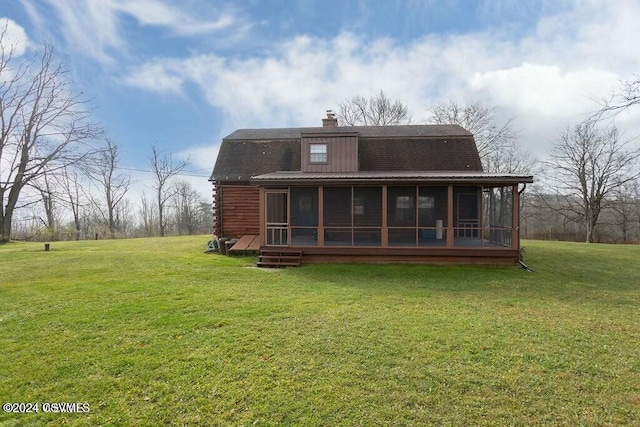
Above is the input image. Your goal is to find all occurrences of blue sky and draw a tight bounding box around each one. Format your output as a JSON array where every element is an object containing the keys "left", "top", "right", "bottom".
[{"left": 2, "top": 0, "right": 640, "bottom": 198}]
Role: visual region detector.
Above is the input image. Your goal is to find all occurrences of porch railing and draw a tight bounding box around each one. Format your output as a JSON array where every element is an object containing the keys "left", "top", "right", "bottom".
[{"left": 266, "top": 224, "right": 288, "bottom": 246}]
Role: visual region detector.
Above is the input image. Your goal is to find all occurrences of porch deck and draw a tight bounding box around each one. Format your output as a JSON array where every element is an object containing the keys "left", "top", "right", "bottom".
[{"left": 228, "top": 234, "right": 261, "bottom": 253}]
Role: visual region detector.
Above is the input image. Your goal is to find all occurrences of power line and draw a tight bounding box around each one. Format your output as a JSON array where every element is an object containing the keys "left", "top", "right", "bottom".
[{"left": 113, "top": 166, "right": 211, "bottom": 178}]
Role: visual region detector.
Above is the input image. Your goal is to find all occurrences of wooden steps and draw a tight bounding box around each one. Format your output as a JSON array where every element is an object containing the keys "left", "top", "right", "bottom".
[{"left": 257, "top": 248, "right": 303, "bottom": 268}]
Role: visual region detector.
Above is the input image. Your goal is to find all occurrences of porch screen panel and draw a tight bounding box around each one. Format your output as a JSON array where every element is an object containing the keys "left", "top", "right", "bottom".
[
  {"left": 454, "top": 187, "right": 480, "bottom": 246},
  {"left": 418, "top": 186, "right": 447, "bottom": 227},
  {"left": 389, "top": 228, "right": 416, "bottom": 246},
  {"left": 388, "top": 186, "right": 417, "bottom": 246},
  {"left": 354, "top": 228, "right": 381, "bottom": 246},
  {"left": 491, "top": 186, "right": 513, "bottom": 228},
  {"left": 353, "top": 187, "right": 382, "bottom": 226},
  {"left": 290, "top": 187, "right": 318, "bottom": 226},
  {"left": 387, "top": 186, "right": 416, "bottom": 227},
  {"left": 485, "top": 186, "right": 513, "bottom": 247},
  {"left": 323, "top": 187, "right": 352, "bottom": 245},
  {"left": 266, "top": 193, "right": 287, "bottom": 224},
  {"left": 323, "top": 187, "right": 351, "bottom": 226},
  {"left": 418, "top": 186, "right": 447, "bottom": 246},
  {"left": 290, "top": 187, "right": 318, "bottom": 246},
  {"left": 353, "top": 186, "right": 382, "bottom": 246}
]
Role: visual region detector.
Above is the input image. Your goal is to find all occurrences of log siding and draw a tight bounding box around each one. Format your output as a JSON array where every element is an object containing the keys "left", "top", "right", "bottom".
[{"left": 218, "top": 185, "right": 260, "bottom": 238}]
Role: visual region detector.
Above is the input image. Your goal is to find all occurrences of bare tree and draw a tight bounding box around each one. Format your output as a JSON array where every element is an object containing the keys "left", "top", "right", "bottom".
[
  {"left": 608, "top": 179, "right": 640, "bottom": 243},
  {"left": 148, "top": 146, "right": 189, "bottom": 237},
  {"left": 31, "top": 171, "right": 58, "bottom": 238},
  {"left": 599, "top": 78, "right": 640, "bottom": 116},
  {"left": 427, "top": 101, "right": 520, "bottom": 171},
  {"left": 86, "top": 138, "right": 131, "bottom": 238},
  {"left": 337, "top": 90, "right": 411, "bottom": 126},
  {"left": 113, "top": 198, "right": 135, "bottom": 237},
  {"left": 484, "top": 143, "right": 536, "bottom": 176},
  {"left": 56, "top": 165, "right": 87, "bottom": 240},
  {"left": 172, "top": 180, "right": 209, "bottom": 235},
  {"left": 545, "top": 117, "right": 640, "bottom": 243},
  {"left": 138, "top": 191, "right": 158, "bottom": 237},
  {"left": 0, "top": 30, "right": 101, "bottom": 241}
]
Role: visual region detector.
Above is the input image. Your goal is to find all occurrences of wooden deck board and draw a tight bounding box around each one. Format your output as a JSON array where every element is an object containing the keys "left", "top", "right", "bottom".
[{"left": 229, "top": 234, "right": 260, "bottom": 252}]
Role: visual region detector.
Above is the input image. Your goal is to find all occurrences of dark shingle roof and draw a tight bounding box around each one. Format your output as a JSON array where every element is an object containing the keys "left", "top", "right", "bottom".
[
  {"left": 224, "top": 124, "right": 472, "bottom": 140},
  {"left": 213, "top": 139, "right": 300, "bottom": 182},
  {"left": 211, "top": 124, "right": 482, "bottom": 182}
]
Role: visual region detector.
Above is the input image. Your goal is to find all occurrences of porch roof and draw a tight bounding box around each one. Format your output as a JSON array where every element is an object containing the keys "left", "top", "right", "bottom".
[{"left": 250, "top": 170, "right": 534, "bottom": 186}]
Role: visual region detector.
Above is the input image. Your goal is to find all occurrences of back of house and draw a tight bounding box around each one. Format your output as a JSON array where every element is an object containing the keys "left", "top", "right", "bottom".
[{"left": 210, "top": 113, "right": 533, "bottom": 265}]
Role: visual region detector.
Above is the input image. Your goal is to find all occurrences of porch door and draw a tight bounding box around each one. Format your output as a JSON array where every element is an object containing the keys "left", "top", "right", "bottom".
[{"left": 266, "top": 191, "right": 289, "bottom": 246}]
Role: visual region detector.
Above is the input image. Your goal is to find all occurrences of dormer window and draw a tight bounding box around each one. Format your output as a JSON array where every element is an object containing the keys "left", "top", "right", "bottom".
[{"left": 309, "top": 143, "right": 327, "bottom": 163}]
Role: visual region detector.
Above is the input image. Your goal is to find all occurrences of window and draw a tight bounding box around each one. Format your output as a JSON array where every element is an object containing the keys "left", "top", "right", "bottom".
[
  {"left": 309, "top": 143, "right": 327, "bottom": 163},
  {"left": 353, "top": 196, "right": 364, "bottom": 215},
  {"left": 388, "top": 187, "right": 416, "bottom": 227},
  {"left": 418, "top": 196, "right": 434, "bottom": 209},
  {"left": 396, "top": 196, "right": 413, "bottom": 209},
  {"left": 299, "top": 196, "right": 313, "bottom": 214}
]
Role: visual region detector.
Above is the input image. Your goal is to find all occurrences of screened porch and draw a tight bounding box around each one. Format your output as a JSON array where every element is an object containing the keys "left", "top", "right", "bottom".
[{"left": 263, "top": 184, "right": 517, "bottom": 250}]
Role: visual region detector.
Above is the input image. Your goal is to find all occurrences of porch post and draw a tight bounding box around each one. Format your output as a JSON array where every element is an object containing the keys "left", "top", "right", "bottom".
[
  {"left": 512, "top": 184, "right": 520, "bottom": 250},
  {"left": 447, "top": 185, "right": 454, "bottom": 248},
  {"left": 318, "top": 186, "right": 324, "bottom": 246},
  {"left": 258, "top": 186, "right": 265, "bottom": 246},
  {"left": 381, "top": 185, "right": 388, "bottom": 247}
]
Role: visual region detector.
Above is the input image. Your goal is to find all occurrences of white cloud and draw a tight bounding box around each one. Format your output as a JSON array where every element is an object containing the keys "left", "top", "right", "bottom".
[
  {"left": 23, "top": 0, "right": 242, "bottom": 64},
  {"left": 469, "top": 63, "right": 620, "bottom": 117},
  {"left": 115, "top": 0, "right": 236, "bottom": 36},
  {"left": 177, "top": 145, "right": 220, "bottom": 173},
  {"left": 0, "top": 18, "right": 30, "bottom": 56},
  {"left": 121, "top": 1, "right": 640, "bottom": 159},
  {"left": 123, "top": 61, "right": 185, "bottom": 94}
]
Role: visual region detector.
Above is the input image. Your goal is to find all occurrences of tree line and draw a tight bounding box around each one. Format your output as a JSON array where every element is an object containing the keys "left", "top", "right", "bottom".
[
  {"left": 337, "top": 90, "right": 640, "bottom": 244},
  {"left": 2, "top": 29, "right": 639, "bottom": 243},
  {"left": 0, "top": 28, "right": 210, "bottom": 242}
]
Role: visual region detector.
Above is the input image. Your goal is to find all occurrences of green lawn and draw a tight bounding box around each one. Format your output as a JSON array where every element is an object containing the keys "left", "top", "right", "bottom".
[{"left": 1, "top": 237, "right": 639, "bottom": 426}]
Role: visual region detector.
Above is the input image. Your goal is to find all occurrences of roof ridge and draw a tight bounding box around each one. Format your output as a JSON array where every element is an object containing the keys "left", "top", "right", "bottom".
[{"left": 225, "top": 124, "right": 472, "bottom": 140}]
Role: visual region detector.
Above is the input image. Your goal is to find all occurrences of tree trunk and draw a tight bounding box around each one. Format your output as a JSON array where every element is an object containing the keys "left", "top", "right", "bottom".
[
  {"left": 1, "top": 213, "right": 11, "bottom": 242},
  {"left": 158, "top": 190, "right": 165, "bottom": 237},
  {"left": 2, "top": 181, "right": 23, "bottom": 242}
]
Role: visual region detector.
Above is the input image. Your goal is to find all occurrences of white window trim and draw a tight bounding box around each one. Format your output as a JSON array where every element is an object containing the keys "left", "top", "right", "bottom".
[{"left": 309, "top": 143, "right": 328, "bottom": 163}]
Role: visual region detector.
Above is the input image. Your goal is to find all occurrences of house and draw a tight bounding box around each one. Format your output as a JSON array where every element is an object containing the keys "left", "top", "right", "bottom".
[{"left": 209, "top": 113, "right": 533, "bottom": 266}]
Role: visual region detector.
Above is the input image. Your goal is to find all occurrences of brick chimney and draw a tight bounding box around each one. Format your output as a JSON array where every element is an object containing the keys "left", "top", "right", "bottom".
[{"left": 322, "top": 110, "right": 338, "bottom": 127}]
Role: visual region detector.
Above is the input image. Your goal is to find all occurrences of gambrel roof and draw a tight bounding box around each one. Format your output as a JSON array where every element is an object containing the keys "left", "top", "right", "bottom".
[{"left": 211, "top": 124, "right": 484, "bottom": 183}]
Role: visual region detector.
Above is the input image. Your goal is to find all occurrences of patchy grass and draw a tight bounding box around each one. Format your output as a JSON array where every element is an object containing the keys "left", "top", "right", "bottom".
[{"left": 0, "top": 237, "right": 639, "bottom": 426}]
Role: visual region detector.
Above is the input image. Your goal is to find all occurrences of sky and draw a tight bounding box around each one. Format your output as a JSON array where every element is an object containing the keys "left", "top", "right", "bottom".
[{"left": 2, "top": 0, "right": 640, "bottom": 200}]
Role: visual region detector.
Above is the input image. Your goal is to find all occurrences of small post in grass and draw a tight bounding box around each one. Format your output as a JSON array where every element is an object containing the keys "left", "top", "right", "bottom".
[{"left": 44, "top": 243, "right": 50, "bottom": 251}]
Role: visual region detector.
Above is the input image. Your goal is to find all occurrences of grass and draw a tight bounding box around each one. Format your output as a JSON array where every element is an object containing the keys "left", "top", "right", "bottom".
[{"left": 0, "top": 237, "right": 639, "bottom": 426}]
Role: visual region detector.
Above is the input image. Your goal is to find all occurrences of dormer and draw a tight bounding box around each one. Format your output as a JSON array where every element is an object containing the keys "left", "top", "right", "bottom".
[
  {"left": 301, "top": 112, "right": 359, "bottom": 172},
  {"left": 301, "top": 132, "right": 358, "bottom": 172}
]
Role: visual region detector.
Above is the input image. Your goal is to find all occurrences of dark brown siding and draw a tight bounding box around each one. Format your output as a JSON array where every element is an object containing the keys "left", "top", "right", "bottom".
[
  {"left": 301, "top": 135, "right": 358, "bottom": 172},
  {"left": 220, "top": 185, "right": 260, "bottom": 238}
]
